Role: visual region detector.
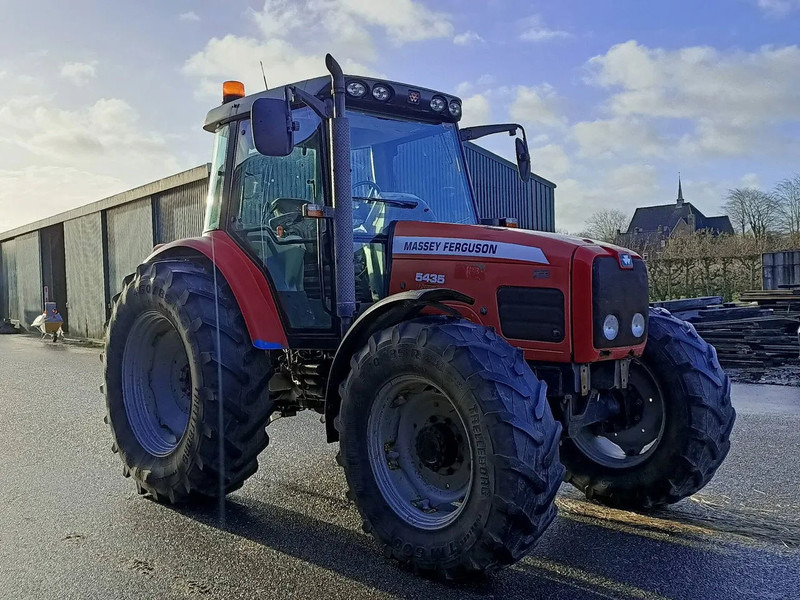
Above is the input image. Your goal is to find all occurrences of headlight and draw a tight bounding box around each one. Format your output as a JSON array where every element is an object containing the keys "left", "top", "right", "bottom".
[
  {"left": 631, "top": 313, "right": 645, "bottom": 338},
  {"left": 448, "top": 100, "right": 462, "bottom": 117},
  {"left": 430, "top": 96, "right": 446, "bottom": 112},
  {"left": 372, "top": 84, "right": 391, "bottom": 101},
  {"left": 346, "top": 81, "right": 367, "bottom": 98},
  {"left": 602, "top": 315, "right": 619, "bottom": 341}
]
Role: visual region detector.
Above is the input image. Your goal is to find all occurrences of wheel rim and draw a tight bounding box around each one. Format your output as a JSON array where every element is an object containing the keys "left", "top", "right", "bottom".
[
  {"left": 367, "top": 375, "right": 473, "bottom": 530},
  {"left": 572, "top": 361, "right": 666, "bottom": 469},
  {"left": 121, "top": 311, "right": 192, "bottom": 457}
]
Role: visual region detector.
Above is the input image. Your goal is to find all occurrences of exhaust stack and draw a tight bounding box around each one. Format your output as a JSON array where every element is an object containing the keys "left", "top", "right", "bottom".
[{"left": 325, "top": 54, "right": 356, "bottom": 334}]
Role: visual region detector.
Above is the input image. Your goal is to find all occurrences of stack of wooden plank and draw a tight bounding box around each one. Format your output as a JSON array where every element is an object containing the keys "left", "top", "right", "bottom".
[{"left": 652, "top": 295, "right": 800, "bottom": 370}]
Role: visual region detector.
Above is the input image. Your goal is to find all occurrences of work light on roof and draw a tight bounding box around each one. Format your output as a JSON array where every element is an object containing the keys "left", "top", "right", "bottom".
[
  {"left": 372, "top": 83, "right": 391, "bottom": 101},
  {"left": 346, "top": 80, "right": 367, "bottom": 98},
  {"left": 448, "top": 100, "right": 462, "bottom": 118},
  {"left": 430, "top": 96, "right": 447, "bottom": 112}
]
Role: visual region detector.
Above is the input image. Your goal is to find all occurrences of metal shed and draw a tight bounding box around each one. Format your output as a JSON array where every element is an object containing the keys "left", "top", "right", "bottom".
[
  {"left": 464, "top": 143, "right": 556, "bottom": 232},
  {"left": 0, "top": 166, "right": 211, "bottom": 334}
]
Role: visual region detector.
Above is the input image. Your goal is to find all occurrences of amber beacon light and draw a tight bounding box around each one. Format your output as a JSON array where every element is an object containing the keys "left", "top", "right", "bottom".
[{"left": 222, "top": 80, "right": 245, "bottom": 103}]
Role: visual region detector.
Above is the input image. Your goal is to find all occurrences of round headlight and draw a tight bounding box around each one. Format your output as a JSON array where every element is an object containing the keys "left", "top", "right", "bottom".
[
  {"left": 430, "top": 96, "right": 446, "bottom": 112},
  {"left": 631, "top": 312, "right": 645, "bottom": 338},
  {"left": 448, "top": 100, "right": 462, "bottom": 117},
  {"left": 602, "top": 315, "right": 619, "bottom": 341},
  {"left": 372, "top": 84, "right": 391, "bottom": 101},
  {"left": 346, "top": 81, "right": 367, "bottom": 98}
]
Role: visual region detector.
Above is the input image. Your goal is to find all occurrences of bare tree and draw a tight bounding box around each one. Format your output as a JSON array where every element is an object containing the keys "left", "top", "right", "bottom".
[
  {"left": 774, "top": 175, "right": 800, "bottom": 238},
  {"left": 723, "top": 188, "right": 780, "bottom": 240},
  {"left": 582, "top": 209, "right": 629, "bottom": 243}
]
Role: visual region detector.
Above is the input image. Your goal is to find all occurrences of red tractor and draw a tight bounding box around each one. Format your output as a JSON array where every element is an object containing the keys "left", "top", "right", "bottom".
[{"left": 103, "top": 55, "right": 735, "bottom": 578}]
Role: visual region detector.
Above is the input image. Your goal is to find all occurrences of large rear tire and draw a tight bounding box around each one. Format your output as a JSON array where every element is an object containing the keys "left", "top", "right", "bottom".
[
  {"left": 103, "top": 259, "right": 274, "bottom": 503},
  {"left": 338, "top": 317, "right": 563, "bottom": 578},
  {"left": 561, "top": 308, "right": 736, "bottom": 509}
]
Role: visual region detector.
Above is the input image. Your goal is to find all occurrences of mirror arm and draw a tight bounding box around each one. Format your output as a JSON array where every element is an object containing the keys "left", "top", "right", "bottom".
[
  {"left": 289, "top": 86, "right": 332, "bottom": 120},
  {"left": 459, "top": 123, "right": 523, "bottom": 142}
]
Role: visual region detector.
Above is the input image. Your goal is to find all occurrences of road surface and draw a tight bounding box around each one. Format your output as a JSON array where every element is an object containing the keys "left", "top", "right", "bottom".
[{"left": 1, "top": 335, "right": 799, "bottom": 599}]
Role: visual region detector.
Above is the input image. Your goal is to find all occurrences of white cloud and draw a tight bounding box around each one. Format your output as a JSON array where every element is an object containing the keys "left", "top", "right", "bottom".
[
  {"left": 754, "top": 0, "right": 800, "bottom": 16},
  {"left": 460, "top": 94, "right": 490, "bottom": 127},
  {"left": 185, "top": 0, "right": 452, "bottom": 98},
  {"left": 532, "top": 143, "right": 570, "bottom": 179},
  {"left": 179, "top": 11, "right": 200, "bottom": 22},
  {"left": 453, "top": 30, "right": 484, "bottom": 46},
  {"left": 556, "top": 164, "right": 659, "bottom": 232},
  {"left": 586, "top": 41, "right": 800, "bottom": 158},
  {"left": 741, "top": 172, "right": 761, "bottom": 188},
  {"left": 59, "top": 61, "right": 97, "bottom": 86},
  {"left": 509, "top": 84, "right": 567, "bottom": 129},
  {"left": 572, "top": 117, "right": 667, "bottom": 159},
  {"left": 0, "top": 167, "right": 123, "bottom": 232},
  {"left": 519, "top": 15, "right": 571, "bottom": 42},
  {"left": 0, "top": 96, "right": 179, "bottom": 187}
]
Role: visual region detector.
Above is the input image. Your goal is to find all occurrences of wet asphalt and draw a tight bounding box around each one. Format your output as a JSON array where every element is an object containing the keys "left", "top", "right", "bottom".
[{"left": 1, "top": 334, "right": 799, "bottom": 600}]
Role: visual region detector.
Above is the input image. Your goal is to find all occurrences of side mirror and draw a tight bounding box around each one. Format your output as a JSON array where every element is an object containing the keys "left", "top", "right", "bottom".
[
  {"left": 251, "top": 93, "right": 294, "bottom": 157},
  {"left": 515, "top": 137, "right": 531, "bottom": 183}
]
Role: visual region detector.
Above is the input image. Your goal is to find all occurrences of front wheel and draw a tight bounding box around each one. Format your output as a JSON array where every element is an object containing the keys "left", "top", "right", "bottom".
[
  {"left": 338, "top": 317, "right": 564, "bottom": 578},
  {"left": 560, "top": 308, "right": 736, "bottom": 509}
]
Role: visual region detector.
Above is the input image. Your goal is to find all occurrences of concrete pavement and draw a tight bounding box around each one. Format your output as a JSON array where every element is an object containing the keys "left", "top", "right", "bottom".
[{"left": 1, "top": 334, "right": 798, "bottom": 599}]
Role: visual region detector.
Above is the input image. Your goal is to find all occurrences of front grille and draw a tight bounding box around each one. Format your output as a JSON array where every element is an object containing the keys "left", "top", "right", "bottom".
[
  {"left": 592, "top": 257, "right": 649, "bottom": 348},
  {"left": 497, "top": 286, "right": 565, "bottom": 342}
]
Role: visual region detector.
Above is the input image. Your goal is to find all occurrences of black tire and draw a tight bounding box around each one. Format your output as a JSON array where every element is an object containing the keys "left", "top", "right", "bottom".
[
  {"left": 338, "top": 316, "right": 564, "bottom": 578},
  {"left": 561, "top": 307, "right": 736, "bottom": 509},
  {"left": 103, "top": 259, "right": 274, "bottom": 503}
]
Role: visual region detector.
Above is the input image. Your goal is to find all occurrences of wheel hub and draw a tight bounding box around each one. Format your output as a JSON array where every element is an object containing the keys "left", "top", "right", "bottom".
[
  {"left": 415, "top": 418, "right": 463, "bottom": 473},
  {"left": 572, "top": 361, "right": 666, "bottom": 468},
  {"left": 367, "top": 378, "right": 473, "bottom": 530}
]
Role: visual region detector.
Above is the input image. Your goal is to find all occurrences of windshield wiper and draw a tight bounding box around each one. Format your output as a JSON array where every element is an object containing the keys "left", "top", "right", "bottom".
[{"left": 352, "top": 196, "right": 418, "bottom": 209}]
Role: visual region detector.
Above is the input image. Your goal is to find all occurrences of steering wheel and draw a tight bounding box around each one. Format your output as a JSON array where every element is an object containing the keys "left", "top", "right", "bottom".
[
  {"left": 352, "top": 181, "right": 389, "bottom": 231},
  {"left": 352, "top": 180, "right": 382, "bottom": 198}
]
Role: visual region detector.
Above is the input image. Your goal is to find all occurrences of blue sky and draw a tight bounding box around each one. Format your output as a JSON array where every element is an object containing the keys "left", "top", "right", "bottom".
[{"left": 1, "top": 0, "right": 799, "bottom": 232}]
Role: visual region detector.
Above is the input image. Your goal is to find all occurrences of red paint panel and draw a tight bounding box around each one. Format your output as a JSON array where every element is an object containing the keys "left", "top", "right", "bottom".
[
  {"left": 389, "top": 222, "right": 576, "bottom": 361},
  {"left": 147, "top": 231, "right": 288, "bottom": 348},
  {"left": 388, "top": 221, "right": 646, "bottom": 364},
  {"left": 571, "top": 245, "right": 646, "bottom": 364}
]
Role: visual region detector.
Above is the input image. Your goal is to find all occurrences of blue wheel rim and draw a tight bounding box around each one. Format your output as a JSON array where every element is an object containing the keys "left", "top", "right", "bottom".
[{"left": 121, "top": 311, "right": 192, "bottom": 457}]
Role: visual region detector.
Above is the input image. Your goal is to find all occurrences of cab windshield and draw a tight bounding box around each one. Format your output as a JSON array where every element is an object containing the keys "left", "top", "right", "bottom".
[{"left": 349, "top": 111, "right": 477, "bottom": 237}]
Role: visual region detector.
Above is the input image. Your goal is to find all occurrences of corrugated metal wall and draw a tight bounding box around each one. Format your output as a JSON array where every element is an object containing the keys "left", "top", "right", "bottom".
[
  {"left": 15, "top": 232, "right": 43, "bottom": 328},
  {"left": 107, "top": 198, "right": 154, "bottom": 298},
  {"left": 64, "top": 214, "right": 106, "bottom": 339},
  {"left": 155, "top": 180, "right": 208, "bottom": 243},
  {"left": 464, "top": 143, "right": 555, "bottom": 232},
  {"left": 1, "top": 239, "right": 17, "bottom": 321},
  {"left": 762, "top": 250, "right": 800, "bottom": 290}
]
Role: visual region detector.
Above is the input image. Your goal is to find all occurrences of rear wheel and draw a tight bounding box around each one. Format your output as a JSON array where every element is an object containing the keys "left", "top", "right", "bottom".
[
  {"left": 103, "top": 259, "right": 274, "bottom": 503},
  {"left": 338, "top": 317, "right": 563, "bottom": 578},
  {"left": 560, "top": 308, "right": 736, "bottom": 509}
]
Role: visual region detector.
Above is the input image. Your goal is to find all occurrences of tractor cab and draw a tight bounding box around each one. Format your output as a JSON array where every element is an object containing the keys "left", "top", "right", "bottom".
[{"left": 202, "top": 73, "right": 527, "bottom": 339}]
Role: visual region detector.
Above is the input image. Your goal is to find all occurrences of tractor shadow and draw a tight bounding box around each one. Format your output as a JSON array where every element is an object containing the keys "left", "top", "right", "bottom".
[{"left": 172, "top": 491, "right": 800, "bottom": 600}]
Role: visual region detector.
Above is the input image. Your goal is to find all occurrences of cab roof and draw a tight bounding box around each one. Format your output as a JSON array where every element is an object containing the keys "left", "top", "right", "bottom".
[{"left": 203, "top": 75, "right": 463, "bottom": 132}]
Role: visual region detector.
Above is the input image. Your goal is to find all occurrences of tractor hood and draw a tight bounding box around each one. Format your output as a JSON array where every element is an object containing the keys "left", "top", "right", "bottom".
[{"left": 387, "top": 220, "right": 646, "bottom": 364}]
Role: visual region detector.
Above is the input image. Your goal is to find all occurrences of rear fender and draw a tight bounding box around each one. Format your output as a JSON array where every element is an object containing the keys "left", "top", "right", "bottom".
[
  {"left": 147, "top": 231, "right": 288, "bottom": 350},
  {"left": 323, "top": 288, "right": 474, "bottom": 442}
]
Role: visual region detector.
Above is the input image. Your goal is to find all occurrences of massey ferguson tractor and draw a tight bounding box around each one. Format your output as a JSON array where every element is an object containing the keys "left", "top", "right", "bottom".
[{"left": 103, "top": 55, "right": 735, "bottom": 578}]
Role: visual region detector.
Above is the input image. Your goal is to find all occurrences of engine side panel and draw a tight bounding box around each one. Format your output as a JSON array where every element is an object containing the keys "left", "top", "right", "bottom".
[{"left": 387, "top": 221, "right": 576, "bottom": 362}]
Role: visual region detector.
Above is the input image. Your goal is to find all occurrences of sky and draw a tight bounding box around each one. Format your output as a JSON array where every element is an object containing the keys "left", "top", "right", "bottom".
[{"left": 1, "top": 0, "right": 799, "bottom": 234}]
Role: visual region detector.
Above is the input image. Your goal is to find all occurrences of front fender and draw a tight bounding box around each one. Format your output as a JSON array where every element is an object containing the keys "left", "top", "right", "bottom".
[
  {"left": 147, "top": 231, "right": 287, "bottom": 350},
  {"left": 323, "top": 288, "right": 474, "bottom": 442}
]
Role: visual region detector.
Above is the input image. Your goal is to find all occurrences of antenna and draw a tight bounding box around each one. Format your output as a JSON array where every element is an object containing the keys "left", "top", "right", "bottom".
[{"left": 259, "top": 61, "right": 268, "bottom": 90}]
